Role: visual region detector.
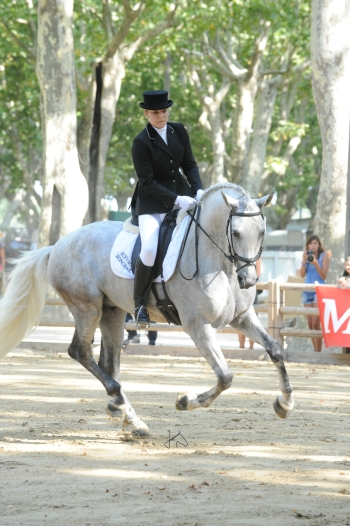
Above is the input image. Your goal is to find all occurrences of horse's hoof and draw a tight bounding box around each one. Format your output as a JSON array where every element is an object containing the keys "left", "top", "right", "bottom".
[
  {"left": 132, "top": 428, "right": 150, "bottom": 438},
  {"left": 176, "top": 392, "right": 197, "bottom": 411},
  {"left": 176, "top": 393, "right": 189, "bottom": 411},
  {"left": 107, "top": 402, "right": 126, "bottom": 421},
  {"left": 273, "top": 398, "right": 291, "bottom": 419}
]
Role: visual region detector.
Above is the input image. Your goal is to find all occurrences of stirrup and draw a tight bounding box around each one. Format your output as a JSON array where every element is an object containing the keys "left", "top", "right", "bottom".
[{"left": 135, "top": 305, "right": 150, "bottom": 328}]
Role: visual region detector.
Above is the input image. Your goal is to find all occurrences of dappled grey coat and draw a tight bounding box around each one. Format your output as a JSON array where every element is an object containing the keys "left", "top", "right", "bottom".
[{"left": 131, "top": 122, "right": 202, "bottom": 216}]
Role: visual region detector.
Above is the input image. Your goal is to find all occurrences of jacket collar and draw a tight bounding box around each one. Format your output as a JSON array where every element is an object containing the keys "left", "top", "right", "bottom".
[
  {"left": 146, "top": 122, "right": 174, "bottom": 140},
  {"left": 145, "top": 122, "right": 175, "bottom": 157}
]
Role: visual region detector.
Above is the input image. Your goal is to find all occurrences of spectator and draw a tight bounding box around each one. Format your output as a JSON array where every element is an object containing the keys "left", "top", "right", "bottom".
[
  {"left": 337, "top": 256, "right": 350, "bottom": 289},
  {"left": 238, "top": 259, "right": 261, "bottom": 350},
  {"left": 0, "top": 232, "right": 5, "bottom": 294},
  {"left": 123, "top": 312, "right": 140, "bottom": 346},
  {"left": 300, "top": 234, "right": 329, "bottom": 352},
  {"left": 123, "top": 312, "right": 158, "bottom": 347}
]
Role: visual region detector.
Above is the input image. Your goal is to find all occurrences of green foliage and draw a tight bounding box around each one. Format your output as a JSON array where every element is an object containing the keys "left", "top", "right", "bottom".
[
  {"left": 0, "top": 0, "right": 320, "bottom": 225},
  {"left": 270, "top": 121, "right": 309, "bottom": 142},
  {"left": 0, "top": 1, "right": 41, "bottom": 195}
]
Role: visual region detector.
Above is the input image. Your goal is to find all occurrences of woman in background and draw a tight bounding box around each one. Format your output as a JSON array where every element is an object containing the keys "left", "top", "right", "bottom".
[{"left": 300, "top": 234, "right": 329, "bottom": 352}]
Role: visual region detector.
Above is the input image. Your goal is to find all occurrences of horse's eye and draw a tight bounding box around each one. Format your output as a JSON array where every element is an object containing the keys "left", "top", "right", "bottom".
[{"left": 232, "top": 231, "right": 240, "bottom": 238}]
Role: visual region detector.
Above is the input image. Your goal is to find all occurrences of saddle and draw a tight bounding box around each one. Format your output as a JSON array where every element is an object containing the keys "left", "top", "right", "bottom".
[{"left": 131, "top": 209, "right": 182, "bottom": 325}]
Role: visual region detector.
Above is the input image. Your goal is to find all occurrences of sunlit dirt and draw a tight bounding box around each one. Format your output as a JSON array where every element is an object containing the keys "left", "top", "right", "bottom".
[{"left": 1, "top": 350, "right": 350, "bottom": 525}]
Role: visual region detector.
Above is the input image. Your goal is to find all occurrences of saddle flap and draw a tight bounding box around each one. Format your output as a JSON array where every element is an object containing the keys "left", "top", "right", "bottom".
[{"left": 154, "top": 209, "right": 180, "bottom": 278}]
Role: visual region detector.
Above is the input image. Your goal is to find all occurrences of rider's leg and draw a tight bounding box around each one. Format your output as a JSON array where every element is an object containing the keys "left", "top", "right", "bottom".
[
  {"left": 134, "top": 213, "right": 166, "bottom": 327},
  {"left": 133, "top": 257, "right": 154, "bottom": 327}
]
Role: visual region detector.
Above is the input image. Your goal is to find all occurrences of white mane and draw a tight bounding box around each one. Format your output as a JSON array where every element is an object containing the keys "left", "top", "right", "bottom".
[{"left": 197, "top": 182, "right": 249, "bottom": 205}]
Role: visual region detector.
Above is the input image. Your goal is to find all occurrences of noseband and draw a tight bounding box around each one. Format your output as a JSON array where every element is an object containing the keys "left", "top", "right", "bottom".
[{"left": 179, "top": 203, "right": 265, "bottom": 280}]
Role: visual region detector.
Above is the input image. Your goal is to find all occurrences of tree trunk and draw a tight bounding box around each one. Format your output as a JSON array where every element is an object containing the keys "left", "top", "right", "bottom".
[
  {"left": 245, "top": 78, "right": 279, "bottom": 196},
  {"left": 93, "top": 54, "right": 126, "bottom": 222},
  {"left": 311, "top": 0, "right": 350, "bottom": 283},
  {"left": 36, "top": 0, "right": 88, "bottom": 246},
  {"left": 77, "top": 3, "right": 177, "bottom": 224},
  {"left": 78, "top": 54, "right": 125, "bottom": 223},
  {"left": 231, "top": 80, "right": 259, "bottom": 185},
  {"left": 210, "top": 107, "right": 227, "bottom": 185},
  {"left": 204, "top": 81, "right": 231, "bottom": 185},
  {"left": 0, "top": 176, "right": 11, "bottom": 201},
  {"left": 0, "top": 191, "right": 25, "bottom": 230}
]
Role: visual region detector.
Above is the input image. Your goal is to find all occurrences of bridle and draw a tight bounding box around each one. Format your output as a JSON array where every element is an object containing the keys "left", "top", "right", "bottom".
[
  {"left": 179, "top": 202, "right": 265, "bottom": 280},
  {"left": 226, "top": 208, "right": 265, "bottom": 270}
]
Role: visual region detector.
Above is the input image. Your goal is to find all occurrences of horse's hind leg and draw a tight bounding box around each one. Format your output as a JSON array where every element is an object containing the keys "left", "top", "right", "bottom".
[
  {"left": 67, "top": 304, "right": 125, "bottom": 421},
  {"left": 231, "top": 307, "right": 294, "bottom": 418},
  {"left": 176, "top": 322, "right": 233, "bottom": 410},
  {"left": 98, "top": 305, "right": 149, "bottom": 437}
]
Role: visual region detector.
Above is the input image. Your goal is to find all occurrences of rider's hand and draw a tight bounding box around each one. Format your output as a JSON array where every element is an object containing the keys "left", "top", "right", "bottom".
[{"left": 175, "top": 195, "right": 195, "bottom": 211}]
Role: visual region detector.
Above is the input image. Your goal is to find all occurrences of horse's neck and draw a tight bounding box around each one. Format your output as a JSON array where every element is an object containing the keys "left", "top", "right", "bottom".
[{"left": 183, "top": 202, "right": 234, "bottom": 276}]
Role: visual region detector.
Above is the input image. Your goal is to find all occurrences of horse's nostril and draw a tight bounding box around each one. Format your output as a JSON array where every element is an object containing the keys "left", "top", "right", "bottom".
[{"left": 238, "top": 275, "right": 246, "bottom": 289}]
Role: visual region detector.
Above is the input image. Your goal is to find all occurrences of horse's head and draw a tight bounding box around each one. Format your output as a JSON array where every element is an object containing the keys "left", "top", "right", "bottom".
[{"left": 221, "top": 190, "right": 275, "bottom": 289}]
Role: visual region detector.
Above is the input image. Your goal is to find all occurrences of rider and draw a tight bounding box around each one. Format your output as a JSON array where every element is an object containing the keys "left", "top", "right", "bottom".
[{"left": 131, "top": 90, "right": 203, "bottom": 327}]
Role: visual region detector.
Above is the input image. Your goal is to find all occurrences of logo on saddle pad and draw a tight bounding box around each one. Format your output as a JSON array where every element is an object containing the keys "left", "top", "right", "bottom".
[{"left": 316, "top": 286, "right": 350, "bottom": 347}]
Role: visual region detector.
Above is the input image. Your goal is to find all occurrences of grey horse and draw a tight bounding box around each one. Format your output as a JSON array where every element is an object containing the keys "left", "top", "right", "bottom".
[{"left": 0, "top": 183, "right": 294, "bottom": 436}]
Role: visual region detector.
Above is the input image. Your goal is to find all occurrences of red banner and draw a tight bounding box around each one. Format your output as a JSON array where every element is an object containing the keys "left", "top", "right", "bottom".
[{"left": 316, "top": 285, "right": 350, "bottom": 347}]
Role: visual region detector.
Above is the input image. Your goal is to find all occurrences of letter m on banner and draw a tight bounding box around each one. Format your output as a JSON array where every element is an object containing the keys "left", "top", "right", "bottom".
[{"left": 316, "top": 286, "right": 350, "bottom": 347}]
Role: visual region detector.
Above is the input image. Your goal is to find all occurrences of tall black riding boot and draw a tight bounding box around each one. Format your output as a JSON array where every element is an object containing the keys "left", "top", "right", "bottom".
[{"left": 134, "top": 257, "right": 154, "bottom": 328}]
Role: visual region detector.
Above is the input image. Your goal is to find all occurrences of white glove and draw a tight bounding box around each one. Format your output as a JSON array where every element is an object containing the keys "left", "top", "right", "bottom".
[{"left": 175, "top": 195, "right": 195, "bottom": 211}]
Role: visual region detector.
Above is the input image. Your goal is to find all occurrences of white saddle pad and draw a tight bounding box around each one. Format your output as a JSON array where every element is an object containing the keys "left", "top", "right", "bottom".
[{"left": 110, "top": 212, "right": 190, "bottom": 282}]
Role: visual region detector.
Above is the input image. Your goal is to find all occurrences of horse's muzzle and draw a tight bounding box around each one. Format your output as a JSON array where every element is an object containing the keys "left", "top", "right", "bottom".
[{"left": 237, "top": 268, "right": 257, "bottom": 289}]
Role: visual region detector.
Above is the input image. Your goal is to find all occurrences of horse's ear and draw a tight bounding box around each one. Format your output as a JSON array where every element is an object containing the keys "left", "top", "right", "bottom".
[
  {"left": 221, "top": 191, "right": 239, "bottom": 209},
  {"left": 255, "top": 191, "right": 276, "bottom": 209}
]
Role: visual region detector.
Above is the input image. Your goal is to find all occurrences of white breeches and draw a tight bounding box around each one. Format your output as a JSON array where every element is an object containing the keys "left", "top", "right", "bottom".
[{"left": 139, "top": 213, "right": 166, "bottom": 267}]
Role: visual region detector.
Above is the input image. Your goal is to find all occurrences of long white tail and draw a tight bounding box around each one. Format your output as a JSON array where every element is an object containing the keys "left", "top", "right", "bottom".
[{"left": 0, "top": 246, "right": 53, "bottom": 359}]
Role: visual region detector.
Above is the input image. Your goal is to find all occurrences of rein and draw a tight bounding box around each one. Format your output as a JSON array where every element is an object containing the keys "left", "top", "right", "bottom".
[{"left": 179, "top": 203, "right": 264, "bottom": 280}]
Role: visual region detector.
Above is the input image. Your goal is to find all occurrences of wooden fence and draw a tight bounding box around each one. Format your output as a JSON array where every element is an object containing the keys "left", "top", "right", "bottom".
[
  {"left": 40, "top": 280, "right": 325, "bottom": 344},
  {"left": 22, "top": 280, "right": 350, "bottom": 364}
]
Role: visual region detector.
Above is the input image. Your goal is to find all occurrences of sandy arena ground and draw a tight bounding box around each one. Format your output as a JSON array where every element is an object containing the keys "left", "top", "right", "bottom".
[{"left": 1, "top": 349, "right": 350, "bottom": 526}]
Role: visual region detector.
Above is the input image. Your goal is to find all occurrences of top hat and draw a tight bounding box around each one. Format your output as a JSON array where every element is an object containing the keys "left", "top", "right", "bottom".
[{"left": 139, "top": 90, "right": 173, "bottom": 110}]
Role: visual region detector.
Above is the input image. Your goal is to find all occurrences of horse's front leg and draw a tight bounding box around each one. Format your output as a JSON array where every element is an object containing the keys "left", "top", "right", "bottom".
[
  {"left": 176, "top": 323, "right": 233, "bottom": 411},
  {"left": 231, "top": 307, "right": 294, "bottom": 418},
  {"left": 98, "top": 305, "right": 149, "bottom": 437}
]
